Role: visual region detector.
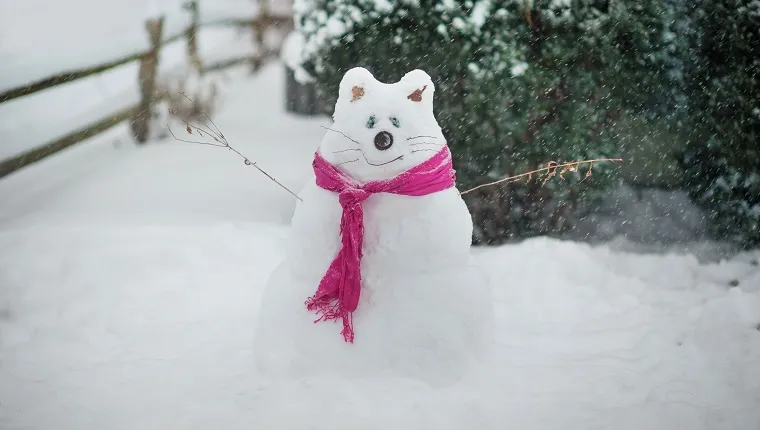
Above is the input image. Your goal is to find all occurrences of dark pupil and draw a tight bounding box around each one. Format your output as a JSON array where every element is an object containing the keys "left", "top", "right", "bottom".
[{"left": 367, "top": 116, "right": 376, "bottom": 128}]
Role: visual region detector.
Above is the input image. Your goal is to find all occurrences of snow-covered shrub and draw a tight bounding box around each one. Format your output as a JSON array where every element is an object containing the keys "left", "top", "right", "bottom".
[
  {"left": 292, "top": 0, "right": 680, "bottom": 244},
  {"left": 282, "top": 31, "right": 313, "bottom": 84},
  {"left": 681, "top": 0, "right": 760, "bottom": 248}
]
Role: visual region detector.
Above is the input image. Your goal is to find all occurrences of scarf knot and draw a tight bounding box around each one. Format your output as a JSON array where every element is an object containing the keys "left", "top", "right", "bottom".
[
  {"left": 339, "top": 188, "right": 370, "bottom": 208},
  {"left": 306, "top": 146, "right": 456, "bottom": 343}
]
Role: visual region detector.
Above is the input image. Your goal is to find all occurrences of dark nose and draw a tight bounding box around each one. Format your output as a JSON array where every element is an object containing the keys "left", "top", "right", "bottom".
[{"left": 374, "top": 131, "right": 393, "bottom": 151}]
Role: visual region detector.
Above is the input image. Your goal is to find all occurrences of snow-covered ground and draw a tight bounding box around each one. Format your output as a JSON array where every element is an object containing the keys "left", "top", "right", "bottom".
[{"left": 1, "top": 62, "right": 759, "bottom": 430}]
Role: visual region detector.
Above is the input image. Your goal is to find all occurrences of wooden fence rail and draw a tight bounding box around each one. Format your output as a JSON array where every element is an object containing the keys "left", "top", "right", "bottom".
[{"left": 0, "top": 0, "right": 292, "bottom": 179}]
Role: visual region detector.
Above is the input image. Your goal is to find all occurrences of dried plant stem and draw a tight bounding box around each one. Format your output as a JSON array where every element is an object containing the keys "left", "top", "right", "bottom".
[
  {"left": 167, "top": 92, "right": 303, "bottom": 201},
  {"left": 458, "top": 158, "right": 623, "bottom": 196}
]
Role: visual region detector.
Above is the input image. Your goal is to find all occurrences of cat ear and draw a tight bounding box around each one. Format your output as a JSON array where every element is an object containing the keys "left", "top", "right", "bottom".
[
  {"left": 399, "top": 69, "right": 435, "bottom": 106},
  {"left": 337, "top": 67, "right": 376, "bottom": 105},
  {"left": 334, "top": 67, "right": 376, "bottom": 120}
]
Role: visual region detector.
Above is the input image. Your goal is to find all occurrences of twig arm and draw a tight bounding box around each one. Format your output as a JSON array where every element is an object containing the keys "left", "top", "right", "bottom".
[
  {"left": 166, "top": 99, "right": 303, "bottom": 201},
  {"left": 458, "top": 158, "right": 623, "bottom": 195}
]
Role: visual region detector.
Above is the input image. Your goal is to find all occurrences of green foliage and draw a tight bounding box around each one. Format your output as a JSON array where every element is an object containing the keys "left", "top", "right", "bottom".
[
  {"left": 682, "top": 0, "right": 760, "bottom": 248},
  {"left": 294, "top": 0, "right": 680, "bottom": 244}
]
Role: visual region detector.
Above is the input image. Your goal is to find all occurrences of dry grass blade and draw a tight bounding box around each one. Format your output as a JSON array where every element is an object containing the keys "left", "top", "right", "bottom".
[
  {"left": 165, "top": 94, "right": 303, "bottom": 202},
  {"left": 458, "top": 158, "right": 623, "bottom": 196}
]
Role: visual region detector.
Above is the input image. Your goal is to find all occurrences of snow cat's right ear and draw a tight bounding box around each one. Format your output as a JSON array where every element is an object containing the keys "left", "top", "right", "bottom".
[{"left": 399, "top": 69, "right": 435, "bottom": 109}]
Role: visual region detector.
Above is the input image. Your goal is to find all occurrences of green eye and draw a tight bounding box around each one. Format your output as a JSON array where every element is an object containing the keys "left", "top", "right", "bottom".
[
  {"left": 366, "top": 116, "right": 376, "bottom": 129},
  {"left": 390, "top": 117, "right": 400, "bottom": 128}
]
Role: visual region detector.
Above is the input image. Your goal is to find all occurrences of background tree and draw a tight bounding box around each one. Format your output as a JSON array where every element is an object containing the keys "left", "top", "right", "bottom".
[
  {"left": 681, "top": 0, "right": 760, "bottom": 248},
  {"left": 294, "top": 0, "right": 686, "bottom": 244}
]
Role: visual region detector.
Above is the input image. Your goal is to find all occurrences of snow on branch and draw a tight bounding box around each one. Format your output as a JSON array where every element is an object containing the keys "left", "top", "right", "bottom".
[{"left": 166, "top": 92, "right": 303, "bottom": 201}]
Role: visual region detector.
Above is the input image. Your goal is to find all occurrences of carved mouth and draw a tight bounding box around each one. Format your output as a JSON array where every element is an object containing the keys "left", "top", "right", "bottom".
[{"left": 361, "top": 152, "right": 404, "bottom": 166}]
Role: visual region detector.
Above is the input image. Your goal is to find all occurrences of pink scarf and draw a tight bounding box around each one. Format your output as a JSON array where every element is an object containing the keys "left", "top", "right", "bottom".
[{"left": 305, "top": 146, "right": 456, "bottom": 343}]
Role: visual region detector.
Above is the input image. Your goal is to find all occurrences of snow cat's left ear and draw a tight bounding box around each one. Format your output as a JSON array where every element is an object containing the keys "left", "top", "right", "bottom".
[
  {"left": 399, "top": 69, "right": 435, "bottom": 109},
  {"left": 333, "top": 67, "right": 377, "bottom": 121}
]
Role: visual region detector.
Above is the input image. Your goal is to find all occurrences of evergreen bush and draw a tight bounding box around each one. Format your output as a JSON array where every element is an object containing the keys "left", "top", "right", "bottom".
[
  {"left": 293, "top": 0, "right": 680, "bottom": 244},
  {"left": 681, "top": 0, "right": 760, "bottom": 248}
]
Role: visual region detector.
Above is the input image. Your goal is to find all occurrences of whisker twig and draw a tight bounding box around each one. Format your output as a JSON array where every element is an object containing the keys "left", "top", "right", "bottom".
[
  {"left": 409, "top": 142, "right": 443, "bottom": 147},
  {"left": 406, "top": 135, "right": 438, "bottom": 141},
  {"left": 411, "top": 149, "right": 439, "bottom": 153},
  {"left": 320, "top": 126, "right": 361, "bottom": 145},
  {"left": 459, "top": 158, "right": 623, "bottom": 196},
  {"left": 332, "top": 148, "right": 362, "bottom": 153},
  {"left": 337, "top": 158, "right": 360, "bottom": 166}
]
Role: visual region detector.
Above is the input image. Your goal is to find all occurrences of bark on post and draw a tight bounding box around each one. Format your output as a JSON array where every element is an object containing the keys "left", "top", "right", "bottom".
[
  {"left": 132, "top": 17, "right": 164, "bottom": 144},
  {"left": 252, "top": 0, "right": 271, "bottom": 71},
  {"left": 184, "top": 0, "right": 203, "bottom": 74}
]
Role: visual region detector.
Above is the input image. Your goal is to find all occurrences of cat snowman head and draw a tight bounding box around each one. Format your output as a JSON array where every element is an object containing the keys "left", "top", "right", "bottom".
[{"left": 317, "top": 67, "right": 447, "bottom": 183}]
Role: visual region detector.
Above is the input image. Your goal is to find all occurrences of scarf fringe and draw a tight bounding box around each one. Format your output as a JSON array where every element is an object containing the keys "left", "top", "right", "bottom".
[{"left": 305, "top": 295, "right": 355, "bottom": 343}]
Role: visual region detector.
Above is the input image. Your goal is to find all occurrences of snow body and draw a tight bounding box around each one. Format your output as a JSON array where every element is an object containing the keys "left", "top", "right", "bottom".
[{"left": 253, "top": 67, "right": 493, "bottom": 386}]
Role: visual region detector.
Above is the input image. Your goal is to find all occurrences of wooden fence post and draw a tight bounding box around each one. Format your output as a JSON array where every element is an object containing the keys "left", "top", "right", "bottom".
[
  {"left": 132, "top": 17, "right": 164, "bottom": 144},
  {"left": 251, "top": 0, "right": 270, "bottom": 71},
  {"left": 184, "top": 0, "right": 203, "bottom": 74}
]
